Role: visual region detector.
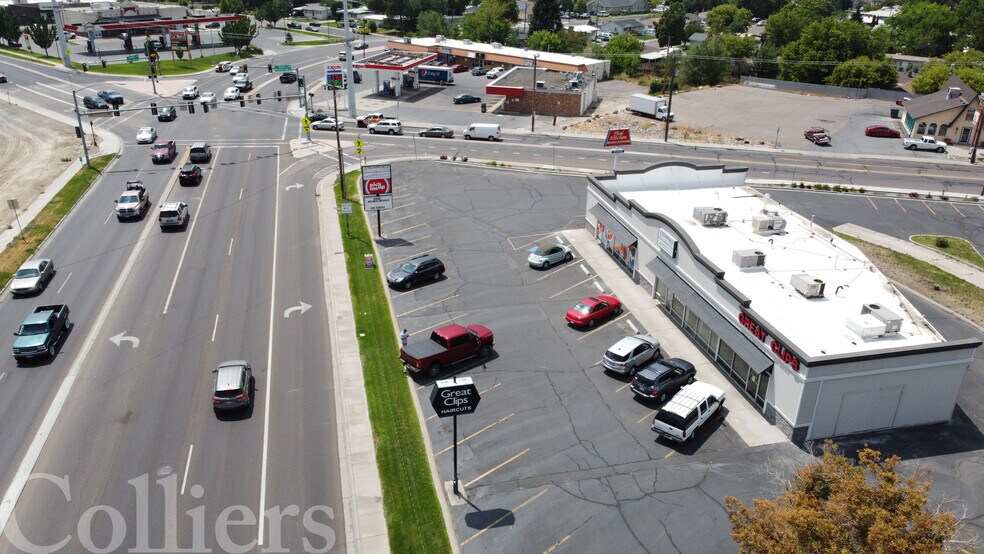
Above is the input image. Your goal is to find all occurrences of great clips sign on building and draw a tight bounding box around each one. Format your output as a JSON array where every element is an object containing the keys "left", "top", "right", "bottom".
[{"left": 738, "top": 311, "right": 801, "bottom": 371}]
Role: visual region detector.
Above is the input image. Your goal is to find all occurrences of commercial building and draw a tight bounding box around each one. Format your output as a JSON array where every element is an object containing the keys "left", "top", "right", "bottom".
[
  {"left": 486, "top": 67, "right": 598, "bottom": 117},
  {"left": 901, "top": 74, "right": 982, "bottom": 146},
  {"left": 586, "top": 162, "right": 981, "bottom": 441}
]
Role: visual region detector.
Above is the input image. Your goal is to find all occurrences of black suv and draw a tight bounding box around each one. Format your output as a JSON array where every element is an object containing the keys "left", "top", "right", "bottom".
[
  {"left": 179, "top": 164, "right": 203, "bottom": 186},
  {"left": 629, "top": 358, "right": 696, "bottom": 402},
  {"left": 386, "top": 254, "right": 445, "bottom": 289},
  {"left": 280, "top": 72, "right": 298, "bottom": 84},
  {"left": 82, "top": 95, "right": 109, "bottom": 110},
  {"left": 97, "top": 90, "right": 124, "bottom": 105},
  {"left": 158, "top": 105, "right": 177, "bottom": 121}
]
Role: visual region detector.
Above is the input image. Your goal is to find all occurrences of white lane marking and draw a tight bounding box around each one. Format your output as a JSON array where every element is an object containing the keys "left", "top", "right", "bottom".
[
  {"left": 257, "top": 145, "right": 281, "bottom": 547},
  {"left": 627, "top": 319, "right": 639, "bottom": 333},
  {"left": 593, "top": 280, "right": 604, "bottom": 293},
  {"left": 180, "top": 444, "right": 194, "bottom": 496},
  {"left": 279, "top": 160, "right": 299, "bottom": 176},
  {"left": 228, "top": 237, "right": 234, "bottom": 256},
  {"left": 211, "top": 314, "right": 220, "bottom": 342},
  {"left": 162, "top": 149, "right": 221, "bottom": 314},
  {"left": 0, "top": 154, "right": 165, "bottom": 535},
  {"left": 580, "top": 264, "right": 589, "bottom": 275},
  {"left": 18, "top": 84, "right": 73, "bottom": 107},
  {"left": 239, "top": 188, "right": 244, "bottom": 201},
  {"left": 103, "top": 210, "right": 115, "bottom": 225},
  {"left": 0, "top": 372, "right": 5, "bottom": 384},
  {"left": 281, "top": 109, "right": 289, "bottom": 140},
  {"left": 56, "top": 272, "right": 71, "bottom": 294}
]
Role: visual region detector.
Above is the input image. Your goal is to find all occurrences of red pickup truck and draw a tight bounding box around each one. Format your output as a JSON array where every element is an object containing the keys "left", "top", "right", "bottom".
[{"left": 400, "top": 324, "right": 494, "bottom": 376}]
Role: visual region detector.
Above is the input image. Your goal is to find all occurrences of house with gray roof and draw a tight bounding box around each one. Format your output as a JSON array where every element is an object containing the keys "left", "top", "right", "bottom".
[
  {"left": 688, "top": 32, "right": 708, "bottom": 45},
  {"left": 599, "top": 18, "right": 647, "bottom": 35},
  {"left": 902, "top": 74, "right": 981, "bottom": 146},
  {"left": 586, "top": 0, "right": 651, "bottom": 15}
]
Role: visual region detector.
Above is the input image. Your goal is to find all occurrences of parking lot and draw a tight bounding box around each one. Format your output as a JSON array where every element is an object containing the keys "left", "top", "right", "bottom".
[{"left": 378, "top": 162, "right": 812, "bottom": 551}]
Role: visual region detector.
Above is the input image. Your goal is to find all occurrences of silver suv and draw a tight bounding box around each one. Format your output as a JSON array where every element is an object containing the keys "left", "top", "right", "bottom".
[
  {"left": 602, "top": 334, "right": 661, "bottom": 376},
  {"left": 158, "top": 201, "right": 190, "bottom": 230},
  {"left": 368, "top": 119, "right": 403, "bottom": 135},
  {"left": 211, "top": 360, "right": 252, "bottom": 412}
]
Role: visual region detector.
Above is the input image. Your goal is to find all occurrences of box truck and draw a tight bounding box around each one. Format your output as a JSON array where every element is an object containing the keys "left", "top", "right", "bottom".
[
  {"left": 628, "top": 93, "right": 674, "bottom": 121},
  {"left": 417, "top": 65, "right": 454, "bottom": 84}
]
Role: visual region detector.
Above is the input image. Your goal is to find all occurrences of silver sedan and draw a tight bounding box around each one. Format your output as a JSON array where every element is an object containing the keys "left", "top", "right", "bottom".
[
  {"left": 527, "top": 243, "right": 573, "bottom": 269},
  {"left": 10, "top": 258, "right": 55, "bottom": 296},
  {"left": 602, "top": 334, "right": 661, "bottom": 376}
]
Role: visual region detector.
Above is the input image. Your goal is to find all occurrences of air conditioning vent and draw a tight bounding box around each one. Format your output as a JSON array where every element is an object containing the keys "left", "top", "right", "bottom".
[
  {"left": 463, "top": 39, "right": 473, "bottom": 44},
  {"left": 791, "top": 274, "right": 825, "bottom": 298},
  {"left": 536, "top": 80, "right": 545, "bottom": 88},
  {"left": 846, "top": 314, "right": 887, "bottom": 339},
  {"left": 732, "top": 249, "right": 765, "bottom": 269},
  {"left": 436, "top": 35, "right": 445, "bottom": 42},
  {"left": 861, "top": 303, "right": 903, "bottom": 334},
  {"left": 491, "top": 42, "right": 502, "bottom": 48},
  {"left": 693, "top": 206, "right": 728, "bottom": 227},
  {"left": 751, "top": 213, "right": 786, "bottom": 234}
]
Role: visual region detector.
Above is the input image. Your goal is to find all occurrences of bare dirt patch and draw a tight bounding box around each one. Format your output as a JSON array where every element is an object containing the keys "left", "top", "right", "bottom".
[
  {"left": 0, "top": 104, "right": 80, "bottom": 232},
  {"left": 564, "top": 109, "right": 775, "bottom": 147}
]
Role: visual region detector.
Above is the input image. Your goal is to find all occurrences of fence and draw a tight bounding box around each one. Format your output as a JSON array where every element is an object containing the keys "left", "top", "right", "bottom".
[{"left": 740, "top": 76, "right": 909, "bottom": 103}]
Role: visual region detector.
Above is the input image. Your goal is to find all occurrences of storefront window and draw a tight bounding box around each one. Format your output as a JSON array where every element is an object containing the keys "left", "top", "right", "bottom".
[
  {"left": 670, "top": 296, "right": 685, "bottom": 323},
  {"left": 685, "top": 308, "right": 698, "bottom": 336},
  {"left": 656, "top": 279, "right": 668, "bottom": 302},
  {"left": 732, "top": 356, "right": 750, "bottom": 384},
  {"left": 717, "top": 341, "right": 735, "bottom": 369},
  {"left": 755, "top": 371, "right": 769, "bottom": 405},
  {"left": 745, "top": 370, "right": 760, "bottom": 397},
  {"left": 697, "top": 321, "right": 715, "bottom": 353}
]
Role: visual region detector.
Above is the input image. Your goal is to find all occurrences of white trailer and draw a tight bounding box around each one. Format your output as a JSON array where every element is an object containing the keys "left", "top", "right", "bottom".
[{"left": 628, "top": 93, "right": 674, "bottom": 121}]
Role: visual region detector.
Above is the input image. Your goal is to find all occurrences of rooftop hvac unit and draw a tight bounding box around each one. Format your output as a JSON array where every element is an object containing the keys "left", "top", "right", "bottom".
[
  {"left": 791, "top": 274, "right": 825, "bottom": 298},
  {"left": 751, "top": 213, "right": 786, "bottom": 234},
  {"left": 732, "top": 249, "right": 766, "bottom": 269},
  {"left": 463, "top": 39, "right": 473, "bottom": 44},
  {"left": 436, "top": 35, "right": 445, "bottom": 42},
  {"left": 693, "top": 206, "right": 728, "bottom": 227},
  {"left": 491, "top": 42, "right": 502, "bottom": 48},
  {"left": 536, "top": 80, "right": 546, "bottom": 88},
  {"left": 861, "top": 303, "right": 903, "bottom": 334},
  {"left": 846, "top": 314, "right": 888, "bottom": 339}
]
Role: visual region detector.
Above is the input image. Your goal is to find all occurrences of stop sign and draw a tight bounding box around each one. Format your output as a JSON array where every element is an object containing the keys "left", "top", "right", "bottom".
[{"left": 365, "top": 178, "right": 389, "bottom": 195}]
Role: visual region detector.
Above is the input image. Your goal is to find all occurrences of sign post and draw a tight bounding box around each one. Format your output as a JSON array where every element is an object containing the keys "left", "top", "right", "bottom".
[
  {"left": 7, "top": 199, "right": 22, "bottom": 239},
  {"left": 341, "top": 202, "right": 352, "bottom": 236},
  {"left": 362, "top": 164, "right": 393, "bottom": 237},
  {"left": 429, "top": 377, "right": 481, "bottom": 495}
]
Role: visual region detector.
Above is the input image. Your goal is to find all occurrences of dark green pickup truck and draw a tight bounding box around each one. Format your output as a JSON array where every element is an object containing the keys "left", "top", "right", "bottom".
[{"left": 13, "top": 304, "right": 71, "bottom": 362}]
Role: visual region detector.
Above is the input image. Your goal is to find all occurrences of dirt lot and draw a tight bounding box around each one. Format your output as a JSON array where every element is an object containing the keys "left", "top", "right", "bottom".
[{"left": 0, "top": 104, "right": 80, "bottom": 233}]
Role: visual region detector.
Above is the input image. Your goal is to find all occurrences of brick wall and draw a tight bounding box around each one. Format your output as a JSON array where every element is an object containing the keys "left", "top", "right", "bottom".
[{"left": 501, "top": 89, "right": 585, "bottom": 116}]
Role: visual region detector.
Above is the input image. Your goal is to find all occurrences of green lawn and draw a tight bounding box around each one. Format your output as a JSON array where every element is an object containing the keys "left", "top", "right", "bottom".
[
  {"left": 280, "top": 39, "right": 341, "bottom": 46},
  {"left": 0, "top": 45, "right": 59, "bottom": 64},
  {"left": 332, "top": 172, "right": 452, "bottom": 554},
  {"left": 0, "top": 155, "right": 115, "bottom": 287},
  {"left": 85, "top": 52, "right": 245, "bottom": 76},
  {"left": 911, "top": 235, "right": 984, "bottom": 270}
]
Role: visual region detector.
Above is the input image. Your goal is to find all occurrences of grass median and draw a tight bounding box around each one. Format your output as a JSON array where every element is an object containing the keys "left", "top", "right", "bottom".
[
  {"left": 0, "top": 155, "right": 115, "bottom": 287},
  {"left": 332, "top": 172, "right": 452, "bottom": 554},
  {"left": 911, "top": 235, "right": 984, "bottom": 270},
  {"left": 86, "top": 52, "right": 243, "bottom": 76}
]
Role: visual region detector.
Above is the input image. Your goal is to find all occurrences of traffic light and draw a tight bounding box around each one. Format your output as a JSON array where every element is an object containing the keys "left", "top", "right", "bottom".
[
  {"left": 150, "top": 102, "right": 158, "bottom": 115},
  {"left": 267, "top": 63, "right": 273, "bottom": 73},
  {"left": 239, "top": 98, "right": 245, "bottom": 107},
  {"left": 256, "top": 93, "right": 261, "bottom": 105},
  {"left": 202, "top": 101, "right": 209, "bottom": 113},
  {"left": 297, "top": 76, "right": 305, "bottom": 88},
  {"left": 113, "top": 107, "right": 120, "bottom": 116},
  {"left": 187, "top": 102, "right": 195, "bottom": 114},
  {"left": 75, "top": 126, "right": 82, "bottom": 138},
  {"left": 277, "top": 90, "right": 282, "bottom": 102}
]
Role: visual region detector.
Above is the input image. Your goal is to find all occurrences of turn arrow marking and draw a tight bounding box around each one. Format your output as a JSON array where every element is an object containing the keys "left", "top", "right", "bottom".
[
  {"left": 109, "top": 332, "right": 140, "bottom": 348},
  {"left": 283, "top": 302, "right": 312, "bottom": 318},
  {"left": 285, "top": 183, "right": 304, "bottom": 191}
]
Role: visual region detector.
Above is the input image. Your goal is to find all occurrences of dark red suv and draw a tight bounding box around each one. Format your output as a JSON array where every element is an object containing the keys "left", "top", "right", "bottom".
[{"left": 151, "top": 140, "right": 177, "bottom": 164}]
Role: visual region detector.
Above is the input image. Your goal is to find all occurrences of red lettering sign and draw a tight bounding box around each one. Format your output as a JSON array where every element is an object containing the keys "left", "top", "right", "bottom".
[
  {"left": 363, "top": 178, "right": 390, "bottom": 195},
  {"left": 604, "top": 128, "right": 631, "bottom": 147},
  {"left": 738, "top": 311, "right": 801, "bottom": 371}
]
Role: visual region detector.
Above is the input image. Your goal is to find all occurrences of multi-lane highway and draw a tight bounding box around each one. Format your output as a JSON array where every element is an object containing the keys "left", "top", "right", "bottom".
[{"left": 0, "top": 27, "right": 983, "bottom": 552}]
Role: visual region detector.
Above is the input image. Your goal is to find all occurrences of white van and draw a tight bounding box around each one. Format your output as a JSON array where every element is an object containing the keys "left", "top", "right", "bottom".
[{"left": 463, "top": 123, "right": 502, "bottom": 141}]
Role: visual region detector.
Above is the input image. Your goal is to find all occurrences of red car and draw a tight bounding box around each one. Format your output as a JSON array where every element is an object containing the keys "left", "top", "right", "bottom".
[
  {"left": 865, "top": 125, "right": 901, "bottom": 138},
  {"left": 450, "top": 63, "right": 468, "bottom": 73},
  {"left": 566, "top": 295, "right": 622, "bottom": 328}
]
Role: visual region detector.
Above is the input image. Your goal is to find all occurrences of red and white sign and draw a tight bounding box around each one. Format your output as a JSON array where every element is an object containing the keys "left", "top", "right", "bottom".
[
  {"left": 361, "top": 164, "right": 393, "bottom": 196},
  {"left": 604, "top": 128, "right": 631, "bottom": 147}
]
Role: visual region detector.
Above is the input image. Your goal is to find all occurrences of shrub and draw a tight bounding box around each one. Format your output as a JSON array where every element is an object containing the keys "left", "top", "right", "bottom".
[
  {"left": 833, "top": 185, "right": 842, "bottom": 192},
  {"left": 935, "top": 237, "right": 950, "bottom": 248},
  {"left": 971, "top": 196, "right": 979, "bottom": 202},
  {"left": 925, "top": 193, "right": 932, "bottom": 199},
  {"left": 909, "top": 191, "right": 919, "bottom": 198},
  {"left": 940, "top": 195, "right": 949, "bottom": 201},
  {"left": 798, "top": 183, "right": 805, "bottom": 189},
  {"left": 858, "top": 187, "right": 865, "bottom": 194},
  {"left": 439, "top": 154, "right": 447, "bottom": 160}
]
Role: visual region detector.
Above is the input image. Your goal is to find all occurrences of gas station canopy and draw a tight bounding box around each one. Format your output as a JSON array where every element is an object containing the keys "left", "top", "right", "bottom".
[{"left": 353, "top": 50, "right": 438, "bottom": 72}]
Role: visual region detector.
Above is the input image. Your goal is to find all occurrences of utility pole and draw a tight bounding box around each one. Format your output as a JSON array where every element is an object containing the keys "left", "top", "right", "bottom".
[
  {"left": 664, "top": 59, "right": 677, "bottom": 143},
  {"left": 300, "top": 71, "right": 312, "bottom": 142},
  {"left": 42, "top": 1, "right": 73, "bottom": 69},
  {"left": 970, "top": 93, "right": 984, "bottom": 164},
  {"left": 530, "top": 53, "right": 539, "bottom": 133},
  {"left": 70, "top": 89, "right": 92, "bottom": 168},
  {"left": 342, "top": 0, "right": 356, "bottom": 117},
  {"left": 331, "top": 84, "right": 347, "bottom": 199}
]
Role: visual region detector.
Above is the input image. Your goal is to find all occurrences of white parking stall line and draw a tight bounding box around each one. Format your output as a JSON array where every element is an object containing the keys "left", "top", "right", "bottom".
[
  {"left": 626, "top": 319, "right": 639, "bottom": 333},
  {"left": 593, "top": 280, "right": 604, "bottom": 293},
  {"left": 536, "top": 263, "right": 578, "bottom": 282},
  {"left": 435, "top": 413, "right": 515, "bottom": 456},
  {"left": 228, "top": 237, "right": 234, "bottom": 256},
  {"left": 549, "top": 276, "right": 597, "bottom": 299},
  {"left": 637, "top": 409, "right": 657, "bottom": 425},
  {"left": 0, "top": 372, "right": 5, "bottom": 384},
  {"left": 56, "top": 273, "right": 71, "bottom": 294},
  {"left": 180, "top": 444, "right": 194, "bottom": 495},
  {"left": 577, "top": 313, "right": 631, "bottom": 341},
  {"left": 211, "top": 314, "right": 220, "bottom": 342},
  {"left": 397, "top": 294, "right": 460, "bottom": 317},
  {"left": 555, "top": 235, "right": 564, "bottom": 244},
  {"left": 409, "top": 313, "right": 470, "bottom": 337},
  {"left": 580, "top": 264, "right": 590, "bottom": 275},
  {"left": 386, "top": 222, "right": 427, "bottom": 235},
  {"left": 385, "top": 211, "right": 423, "bottom": 224},
  {"left": 387, "top": 247, "right": 438, "bottom": 266}
]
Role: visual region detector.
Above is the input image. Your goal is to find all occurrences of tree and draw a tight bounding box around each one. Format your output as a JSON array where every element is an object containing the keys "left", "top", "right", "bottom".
[
  {"left": 558, "top": 29, "right": 589, "bottom": 53},
  {"left": 683, "top": 22, "right": 704, "bottom": 38},
  {"left": 956, "top": 0, "right": 984, "bottom": 52},
  {"left": 911, "top": 51, "right": 984, "bottom": 94},
  {"left": 573, "top": 0, "right": 588, "bottom": 13},
  {"left": 912, "top": 64, "right": 953, "bottom": 94},
  {"left": 531, "top": 0, "right": 562, "bottom": 33},
  {"left": 681, "top": 36, "right": 730, "bottom": 85},
  {"left": 720, "top": 33, "right": 758, "bottom": 76},
  {"left": 460, "top": 1, "right": 513, "bottom": 43},
  {"left": 851, "top": 4, "right": 863, "bottom": 23},
  {"left": 255, "top": 0, "right": 292, "bottom": 27},
  {"left": 218, "top": 0, "right": 245, "bottom": 14},
  {"left": 605, "top": 33, "right": 644, "bottom": 76},
  {"left": 763, "top": 0, "right": 831, "bottom": 48},
  {"left": 655, "top": 1, "right": 687, "bottom": 47},
  {"left": 780, "top": 18, "right": 887, "bottom": 84},
  {"left": 726, "top": 443, "right": 959, "bottom": 553},
  {"left": 740, "top": 0, "right": 787, "bottom": 20},
  {"left": 527, "top": 29, "right": 563, "bottom": 52},
  {"left": 484, "top": 0, "right": 519, "bottom": 22},
  {"left": 417, "top": 10, "right": 449, "bottom": 36},
  {"left": 826, "top": 56, "right": 897, "bottom": 88},
  {"left": 706, "top": 4, "right": 753, "bottom": 34},
  {"left": 27, "top": 17, "right": 55, "bottom": 57},
  {"left": 889, "top": 2, "right": 957, "bottom": 57},
  {"left": 750, "top": 42, "right": 781, "bottom": 78},
  {"left": 0, "top": 7, "right": 21, "bottom": 47},
  {"left": 369, "top": 0, "right": 451, "bottom": 33},
  {"left": 218, "top": 17, "right": 259, "bottom": 54}
]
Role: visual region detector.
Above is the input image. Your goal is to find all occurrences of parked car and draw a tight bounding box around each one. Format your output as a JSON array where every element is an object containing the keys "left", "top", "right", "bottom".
[
  {"left": 386, "top": 254, "right": 444, "bottom": 289},
  {"left": 157, "top": 105, "right": 177, "bottom": 122},
  {"left": 602, "top": 334, "right": 661, "bottom": 376},
  {"left": 353, "top": 41, "right": 368, "bottom": 50},
  {"left": 97, "top": 90, "right": 124, "bottom": 106},
  {"left": 181, "top": 86, "right": 199, "bottom": 99},
  {"left": 280, "top": 72, "right": 298, "bottom": 84},
  {"left": 200, "top": 92, "right": 216, "bottom": 104},
  {"left": 630, "top": 358, "right": 696, "bottom": 401},
  {"left": 205, "top": 21, "right": 221, "bottom": 29},
  {"left": 312, "top": 118, "right": 344, "bottom": 131},
  {"left": 223, "top": 87, "right": 241, "bottom": 101},
  {"left": 151, "top": 140, "right": 177, "bottom": 164},
  {"left": 287, "top": 21, "right": 302, "bottom": 29},
  {"left": 10, "top": 259, "right": 55, "bottom": 296},
  {"left": 211, "top": 360, "right": 252, "bottom": 412},
  {"left": 215, "top": 61, "right": 233, "bottom": 72},
  {"left": 565, "top": 295, "right": 622, "bottom": 328},
  {"left": 136, "top": 127, "right": 157, "bottom": 144},
  {"left": 418, "top": 126, "right": 454, "bottom": 138},
  {"left": 527, "top": 243, "right": 573, "bottom": 269},
  {"left": 903, "top": 135, "right": 947, "bottom": 152},
  {"left": 82, "top": 95, "right": 109, "bottom": 110},
  {"left": 865, "top": 125, "right": 901, "bottom": 138},
  {"left": 368, "top": 119, "right": 403, "bottom": 135},
  {"left": 486, "top": 67, "right": 505, "bottom": 79},
  {"left": 158, "top": 201, "right": 190, "bottom": 230},
  {"left": 399, "top": 324, "right": 494, "bottom": 376},
  {"left": 179, "top": 164, "right": 203, "bottom": 186},
  {"left": 804, "top": 127, "right": 831, "bottom": 145},
  {"left": 305, "top": 25, "right": 321, "bottom": 32},
  {"left": 651, "top": 381, "right": 725, "bottom": 442},
  {"left": 453, "top": 94, "right": 482, "bottom": 104},
  {"left": 470, "top": 66, "right": 488, "bottom": 76},
  {"left": 356, "top": 112, "right": 386, "bottom": 127},
  {"left": 450, "top": 63, "right": 468, "bottom": 73}
]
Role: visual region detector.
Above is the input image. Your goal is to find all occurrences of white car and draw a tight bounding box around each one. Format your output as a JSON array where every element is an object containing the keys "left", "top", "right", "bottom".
[
  {"left": 215, "top": 61, "right": 233, "bottom": 72},
  {"left": 312, "top": 118, "right": 344, "bottom": 131},
  {"left": 200, "top": 92, "right": 216, "bottom": 104},
  {"left": 229, "top": 65, "right": 241, "bottom": 75},
  {"left": 223, "top": 87, "right": 241, "bottom": 101},
  {"left": 486, "top": 67, "right": 504, "bottom": 79},
  {"left": 136, "top": 127, "right": 157, "bottom": 144},
  {"left": 368, "top": 119, "right": 402, "bottom": 135},
  {"left": 181, "top": 86, "right": 199, "bottom": 99},
  {"left": 233, "top": 73, "right": 249, "bottom": 84}
]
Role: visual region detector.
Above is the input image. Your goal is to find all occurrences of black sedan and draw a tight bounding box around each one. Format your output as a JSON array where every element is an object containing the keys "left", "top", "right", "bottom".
[
  {"left": 353, "top": 41, "right": 368, "bottom": 50},
  {"left": 453, "top": 94, "right": 482, "bottom": 104},
  {"left": 205, "top": 22, "right": 221, "bottom": 28},
  {"left": 308, "top": 112, "right": 331, "bottom": 122},
  {"left": 157, "top": 105, "right": 177, "bottom": 121},
  {"left": 470, "top": 67, "right": 488, "bottom": 76},
  {"left": 418, "top": 126, "right": 454, "bottom": 138},
  {"left": 280, "top": 72, "right": 298, "bottom": 84},
  {"left": 179, "top": 164, "right": 203, "bottom": 186}
]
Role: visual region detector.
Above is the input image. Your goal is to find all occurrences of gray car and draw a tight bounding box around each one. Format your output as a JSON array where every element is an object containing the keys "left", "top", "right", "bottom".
[
  {"left": 527, "top": 243, "right": 573, "bottom": 269},
  {"left": 212, "top": 360, "right": 252, "bottom": 412},
  {"left": 630, "top": 358, "right": 697, "bottom": 402},
  {"left": 10, "top": 259, "right": 55, "bottom": 296},
  {"left": 602, "top": 334, "right": 661, "bottom": 376}
]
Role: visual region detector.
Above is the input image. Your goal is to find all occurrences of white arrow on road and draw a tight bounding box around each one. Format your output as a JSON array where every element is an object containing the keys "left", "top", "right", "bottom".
[
  {"left": 283, "top": 302, "right": 312, "bottom": 318},
  {"left": 285, "top": 183, "right": 304, "bottom": 191},
  {"left": 109, "top": 332, "right": 140, "bottom": 348}
]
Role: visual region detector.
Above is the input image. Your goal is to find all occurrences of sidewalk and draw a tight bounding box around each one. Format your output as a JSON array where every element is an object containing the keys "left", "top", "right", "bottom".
[
  {"left": 562, "top": 229, "right": 789, "bottom": 448},
  {"left": 834, "top": 224, "right": 984, "bottom": 290}
]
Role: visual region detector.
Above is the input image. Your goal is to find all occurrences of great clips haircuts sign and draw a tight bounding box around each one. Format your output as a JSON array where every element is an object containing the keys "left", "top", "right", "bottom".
[{"left": 738, "top": 311, "right": 801, "bottom": 371}]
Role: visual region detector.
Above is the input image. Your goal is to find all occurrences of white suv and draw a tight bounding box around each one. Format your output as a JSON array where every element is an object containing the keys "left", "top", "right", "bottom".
[
  {"left": 368, "top": 119, "right": 403, "bottom": 135},
  {"left": 159, "top": 201, "right": 190, "bottom": 230},
  {"left": 650, "top": 382, "right": 725, "bottom": 442}
]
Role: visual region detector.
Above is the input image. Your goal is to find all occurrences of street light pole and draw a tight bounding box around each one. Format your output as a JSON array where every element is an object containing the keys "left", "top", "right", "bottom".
[
  {"left": 530, "top": 53, "right": 539, "bottom": 133},
  {"left": 70, "top": 88, "right": 92, "bottom": 168},
  {"left": 331, "top": 84, "right": 347, "bottom": 200}
]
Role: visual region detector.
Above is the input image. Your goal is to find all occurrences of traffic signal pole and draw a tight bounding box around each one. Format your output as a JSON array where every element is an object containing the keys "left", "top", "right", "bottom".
[
  {"left": 331, "top": 85, "right": 347, "bottom": 199},
  {"left": 70, "top": 89, "right": 92, "bottom": 168}
]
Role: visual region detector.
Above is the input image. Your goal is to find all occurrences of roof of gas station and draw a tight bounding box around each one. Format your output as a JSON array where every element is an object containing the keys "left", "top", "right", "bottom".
[
  {"left": 353, "top": 50, "right": 438, "bottom": 72},
  {"left": 64, "top": 16, "right": 242, "bottom": 32}
]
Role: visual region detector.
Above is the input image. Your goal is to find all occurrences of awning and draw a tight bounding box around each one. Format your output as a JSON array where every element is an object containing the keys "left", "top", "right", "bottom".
[
  {"left": 590, "top": 204, "right": 637, "bottom": 246},
  {"left": 646, "top": 258, "right": 774, "bottom": 375}
]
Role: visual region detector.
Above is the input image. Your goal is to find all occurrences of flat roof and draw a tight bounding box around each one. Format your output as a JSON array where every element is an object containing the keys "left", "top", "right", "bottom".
[
  {"left": 492, "top": 67, "right": 580, "bottom": 92},
  {"left": 354, "top": 50, "right": 437, "bottom": 71},
  {"left": 617, "top": 185, "right": 943, "bottom": 356},
  {"left": 402, "top": 37, "right": 599, "bottom": 66}
]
